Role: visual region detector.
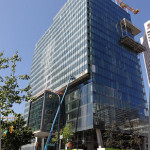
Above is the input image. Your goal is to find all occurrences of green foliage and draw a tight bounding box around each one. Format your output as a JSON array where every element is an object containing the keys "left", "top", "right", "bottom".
[
  {"left": 0, "top": 51, "right": 35, "bottom": 116},
  {"left": 103, "top": 123, "right": 142, "bottom": 150},
  {"left": 1, "top": 114, "right": 33, "bottom": 150},
  {"left": 103, "top": 123, "right": 124, "bottom": 149},
  {"left": 52, "top": 130, "right": 62, "bottom": 143},
  {"left": 63, "top": 124, "right": 74, "bottom": 143},
  {"left": 52, "top": 123, "right": 74, "bottom": 144}
]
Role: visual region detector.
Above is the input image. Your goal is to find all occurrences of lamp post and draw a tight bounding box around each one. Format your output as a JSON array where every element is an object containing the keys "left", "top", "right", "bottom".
[
  {"left": 54, "top": 93, "right": 61, "bottom": 150},
  {"left": 49, "top": 91, "right": 60, "bottom": 150},
  {"left": 44, "top": 76, "right": 75, "bottom": 150}
]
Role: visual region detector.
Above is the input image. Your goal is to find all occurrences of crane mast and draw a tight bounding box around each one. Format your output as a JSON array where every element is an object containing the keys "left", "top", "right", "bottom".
[{"left": 115, "top": 0, "right": 139, "bottom": 14}]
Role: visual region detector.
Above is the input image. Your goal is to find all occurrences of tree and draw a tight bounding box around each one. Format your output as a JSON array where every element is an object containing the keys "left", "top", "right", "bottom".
[
  {"left": 1, "top": 114, "right": 33, "bottom": 150},
  {"left": 0, "top": 51, "right": 35, "bottom": 149},
  {"left": 0, "top": 51, "right": 33, "bottom": 116},
  {"left": 129, "top": 129, "right": 143, "bottom": 150},
  {"left": 103, "top": 123, "right": 125, "bottom": 149},
  {"left": 62, "top": 124, "right": 74, "bottom": 144},
  {"left": 52, "top": 123, "right": 74, "bottom": 146},
  {"left": 103, "top": 123, "right": 142, "bottom": 150}
]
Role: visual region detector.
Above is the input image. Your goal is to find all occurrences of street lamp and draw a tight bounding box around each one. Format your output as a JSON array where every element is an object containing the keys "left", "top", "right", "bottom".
[
  {"left": 49, "top": 91, "right": 60, "bottom": 150},
  {"left": 44, "top": 76, "right": 75, "bottom": 150},
  {"left": 54, "top": 93, "right": 61, "bottom": 150}
]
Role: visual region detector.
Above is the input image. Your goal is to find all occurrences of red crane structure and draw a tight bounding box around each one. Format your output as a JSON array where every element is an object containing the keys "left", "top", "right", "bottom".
[{"left": 114, "top": 0, "right": 139, "bottom": 14}]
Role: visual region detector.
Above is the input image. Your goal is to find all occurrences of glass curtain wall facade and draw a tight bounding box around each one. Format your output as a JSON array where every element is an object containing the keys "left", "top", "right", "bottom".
[
  {"left": 28, "top": 90, "right": 65, "bottom": 132},
  {"left": 141, "top": 21, "right": 150, "bottom": 150},
  {"left": 65, "top": 80, "right": 93, "bottom": 131},
  {"left": 28, "top": 0, "right": 149, "bottom": 149},
  {"left": 65, "top": 0, "right": 148, "bottom": 133},
  {"left": 24, "top": 102, "right": 30, "bottom": 125},
  {"left": 90, "top": 0, "right": 148, "bottom": 131},
  {"left": 30, "top": 0, "right": 89, "bottom": 96},
  {"left": 29, "top": 94, "right": 44, "bottom": 131},
  {"left": 141, "top": 21, "right": 150, "bottom": 84}
]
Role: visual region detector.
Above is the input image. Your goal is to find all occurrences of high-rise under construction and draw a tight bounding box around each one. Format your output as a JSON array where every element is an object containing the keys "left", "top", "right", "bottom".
[{"left": 24, "top": 0, "right": 149, "bottom": 149}]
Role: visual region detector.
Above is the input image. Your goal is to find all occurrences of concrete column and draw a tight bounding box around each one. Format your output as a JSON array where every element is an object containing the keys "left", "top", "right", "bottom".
[
  {"left": 59, "top": 139, "right": 61, "bottom": 150},
  {"left": 35, "top": 137, "right": 38, "bottom": 150},
  {"left": 143, "top": 137, "right": 148, "bottom": 150},
  {"left": 87, "top": 143, "right": 93, "bottom": 150},
  {"left": 96, "top": 129, "right": 104, "bottom": 148},
  {"left": 41, "top": 138, "right": 45, "bottom": 150}
]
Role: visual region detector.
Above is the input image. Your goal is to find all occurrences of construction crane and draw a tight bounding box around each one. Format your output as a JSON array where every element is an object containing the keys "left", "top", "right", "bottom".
[{"left": 115, "top": 0, "right": 139, "bottom": 14}]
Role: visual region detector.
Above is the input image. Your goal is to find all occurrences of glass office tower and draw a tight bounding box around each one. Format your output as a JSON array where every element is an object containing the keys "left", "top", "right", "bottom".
[
  {"left": 30, "top": 0, "right": 89, "bottom": 96},
  {"left": 141, "top": 20, "right": 150, "bottom": 150},
  {"left": 141, "top": 20, "right": 150, "bottom": 84},
  {"left": 28, "top": 0, "right": 148, "bottom": 149}
]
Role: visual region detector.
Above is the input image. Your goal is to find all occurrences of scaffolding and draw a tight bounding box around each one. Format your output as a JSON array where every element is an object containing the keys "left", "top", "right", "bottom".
[
  {"left": 120, "top": 18, "right": 141, "bottom": 36},
  {"left": 119, "top": 18, "right": 146, "bottom": 54},
  {"left": 120, "top": 36, "right": 146, "bottom": 54}
]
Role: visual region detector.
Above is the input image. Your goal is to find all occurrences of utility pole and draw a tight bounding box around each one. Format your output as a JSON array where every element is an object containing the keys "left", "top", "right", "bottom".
[{"left": 54, "top": 93, "right": 60, "bottom": 150}]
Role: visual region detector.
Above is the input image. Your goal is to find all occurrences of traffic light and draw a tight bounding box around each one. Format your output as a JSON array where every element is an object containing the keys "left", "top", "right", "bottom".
[{"left": 10, "top": 126, "right": 14, "bottom": 133}]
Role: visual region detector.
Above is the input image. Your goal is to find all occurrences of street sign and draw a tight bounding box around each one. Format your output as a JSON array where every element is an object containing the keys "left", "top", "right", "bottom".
[
  {"left": 47, "top": 143, "right": 55, "bottom": 147},
  {"left": 60, "top": 135, "right": 63, "bottom": 139}
]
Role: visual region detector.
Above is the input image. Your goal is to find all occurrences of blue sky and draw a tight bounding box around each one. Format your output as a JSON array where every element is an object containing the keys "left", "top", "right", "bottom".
[{"left": 0, "top": 0, "right": 149, "bottom": 114}]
